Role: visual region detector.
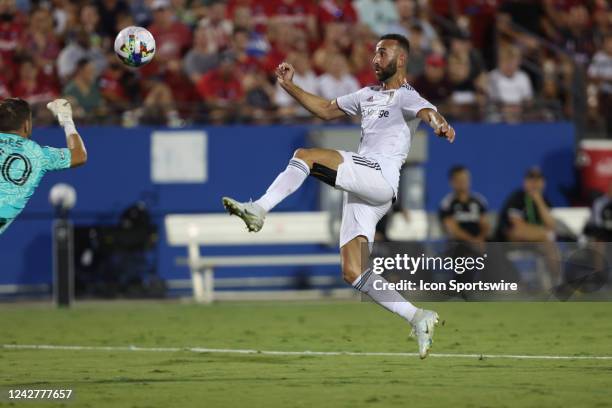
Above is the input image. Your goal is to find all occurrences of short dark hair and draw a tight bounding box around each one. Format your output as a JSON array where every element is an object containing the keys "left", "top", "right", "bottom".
[
  {"left": 75, "top": 57, "right": 91, "bottom": 73},
  {"left": 0, "top": 98, "right": 31, "bottom": 133},
  {"left": 448, "top": 164, "right": 468, "bottom": 180},
  {"left": 379, "top": 33, "right": 410, "bottom": 55}
]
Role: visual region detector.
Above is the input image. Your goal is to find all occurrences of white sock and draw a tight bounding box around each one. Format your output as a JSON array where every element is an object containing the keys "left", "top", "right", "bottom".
[
  {"left": 352, "top": 269, "right": 418, "bottom": 323},
  {"left": 255, "top": 157, "right": 310, "bottom": 212}
]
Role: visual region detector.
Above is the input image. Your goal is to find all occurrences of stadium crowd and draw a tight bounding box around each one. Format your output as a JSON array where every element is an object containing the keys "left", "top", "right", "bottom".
[{"left": 0, "top": 0, "right": 609, "bottom": 130}]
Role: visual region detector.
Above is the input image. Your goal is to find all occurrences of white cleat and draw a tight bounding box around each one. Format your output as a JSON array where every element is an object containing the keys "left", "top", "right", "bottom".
[
  {"left": 410, "top": 309, "right": 440, "bottom": 359},
  {"left": 222, "top": 197, "right": 266, "bottom": 232}
]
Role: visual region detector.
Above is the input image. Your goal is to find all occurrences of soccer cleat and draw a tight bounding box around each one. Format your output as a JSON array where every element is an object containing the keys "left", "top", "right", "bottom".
[
  {"left": 410, "top": 309, "right": 440, "bottom": 359},
  {"left": 222, "top": 197, "right": 266, "bottom": 232}
]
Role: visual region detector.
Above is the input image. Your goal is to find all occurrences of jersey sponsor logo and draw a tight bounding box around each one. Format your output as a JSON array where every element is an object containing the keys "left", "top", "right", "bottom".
[
  {"left": 378, "top": 110, "right": 390, "bottom": 118},
  {"left": 2, "top": 153, "right": 32, "bottom": 186}
]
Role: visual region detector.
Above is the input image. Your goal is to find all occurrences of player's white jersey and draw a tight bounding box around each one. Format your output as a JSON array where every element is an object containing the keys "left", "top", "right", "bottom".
[{"left": 336, "top": 84, "right": 436, "bottom": 195}]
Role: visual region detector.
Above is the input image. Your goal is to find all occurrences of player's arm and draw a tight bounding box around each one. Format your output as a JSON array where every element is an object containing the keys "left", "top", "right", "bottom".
[
  {"left": 442, "top": 216, "right": 479, "bottom": 242},
  {"left": 275, "top": 62, "right": 345, "bottom": 121},
  {"left": 417, "top": 108, "right": 455, "bottom": 143},
  {"left": 477, "top": 214, "right": 491, "bottom": 241},
  {"left": 531, "top": 193, "right": 556, "bottom": 230},
  {"left": 47, "top": 99, "right": 87, "bottom": 167}
]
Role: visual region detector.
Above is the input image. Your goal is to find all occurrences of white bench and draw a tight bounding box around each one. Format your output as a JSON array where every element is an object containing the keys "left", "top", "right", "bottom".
[
  {"left": 165, "top": 212, "right": 340, "bottom": 303},
  {"left": 551, "top": 207, "right": 590, "bottom": 237}
]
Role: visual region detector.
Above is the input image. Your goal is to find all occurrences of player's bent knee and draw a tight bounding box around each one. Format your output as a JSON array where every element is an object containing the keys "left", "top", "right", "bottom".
[{"left": 293, "top": 148, "right": 310, "bottom": 161}]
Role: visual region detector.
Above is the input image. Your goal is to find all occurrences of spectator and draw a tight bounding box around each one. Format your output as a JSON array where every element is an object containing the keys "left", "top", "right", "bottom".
[
  {"left": 12, "top": 56, "right": 58, "bottom": 105},
  {"left": 413, "top": 54, "right": 451, "bottom": 108},
  {"left": 171, "top": 0, "right": 197, "bottom": 28},
  {"left": 198, "top": 0, "right": 232, "bottom": 53},
  {"left": 495, "top": 167, "right": 560, "bottom": 288},
  {"left": 312, "top": 22, "right": 351, "bottom": 73},
  {"left": 316, "top": 54, "right": 360, "bottom": 101},
  {"left": 353, "top": 0, "right": 397, "bottom": 36},
  {"left": 558, "top": 4, "right": 595, "bottom": 60},
  {"left": 0, "top": 0, "right": 24, "bottom": 63},
  {"left": 232, "top": 27, "right": 261, "bottom": 75},
  {"left": 196, "top": 51, "right": 245, "bottom": 124},
  {"left": 20, "top": 7, "right": 60, "bottom": 71},
  {"left": 63, "top": 58, "right": 106, "bottom": 123},
  {"left": 232, "top": 5, "right": 269, "bottom": 56},
  {"left": 274, "top": 51, "right": 317, "bottom": 120},
  {"left": 349, "top": 23, "right": 377, "bottom": 87},
  {"left": 439, "top": 165, "right": 490, "bottom": 245},
  {"left": 487, "top": 46, "right": 533, "bottom": 123},
  {"left": 439, "top": 165, "right": 490, "bottom": 296},
  {"left": 57, "top": 29, "right": 106, "bottom": 82},
  {"left": 96, "top": 0, "right": 130, "bottom": 38},
  {"left": 268, "top": 0, "right": 317, "bottom": 41},
  {"left": 147, "top": 0, "right": 192, "bottom": 73},
  {"left": 496, "top": 167, "right": 556, "bottom": 243},
  {"left": 99, "top": 57, "right": 137, "bottom": 112},
  {"left": 228, "top": 0, "right": 268, "bottom": 34},
  {"left": 384, "top": 0, "right": 438, "bottom": 52},
  {"left": 588, "top": 33, "right": 612, "bottom": 136},
  {"left": 243, "top": 70, "right": 277, "bottom": 124},
  {"left": 183, "top": 26, "right": 219, "bottom": 84},
  {"left": 78, "top": 3, "right": 108, "bottom": 51},
  {"left": 259, "top": 20, "right": 294, "bottom": 73},
  {"left": 585, "top": 180, "right": 612, "bottom": 243}
]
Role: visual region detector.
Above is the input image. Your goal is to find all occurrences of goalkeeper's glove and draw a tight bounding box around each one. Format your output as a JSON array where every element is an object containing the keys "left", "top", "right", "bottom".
[{"left": 47, "top": 99, "right": 76, "bottom": 136}]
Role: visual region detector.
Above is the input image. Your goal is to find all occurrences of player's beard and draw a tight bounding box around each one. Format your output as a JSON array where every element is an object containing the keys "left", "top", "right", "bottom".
[{"left": 375, "top": 59, "right": 398, "bottom": 82}]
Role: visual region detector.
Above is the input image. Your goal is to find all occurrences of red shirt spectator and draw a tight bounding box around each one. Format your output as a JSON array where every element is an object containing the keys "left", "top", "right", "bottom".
[
  {"left": 144, "top": 0, "right": 192, "bottom": 77},
  {"left": 0, "top": 3, "right": 24, "bottom": 62},
  {"left": 148, "top": 1, "right": 192, "bottom": 60},
  {"left": 197, "top": 56, "right": 244, "bottom": 103},
  {"left": 268, "top": 0, "right": 317, "bottom": 37},
  {"left": 12, "top": 59, "right": 58, "bottom": 105}
]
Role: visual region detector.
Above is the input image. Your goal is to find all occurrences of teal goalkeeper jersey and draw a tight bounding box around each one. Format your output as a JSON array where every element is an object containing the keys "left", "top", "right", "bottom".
[{"left": 0, "top": 132, "right": 71, "bottom": 234}]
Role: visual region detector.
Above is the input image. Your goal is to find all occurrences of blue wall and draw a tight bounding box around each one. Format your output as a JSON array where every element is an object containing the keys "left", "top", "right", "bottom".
[{"left": 0, "top": 123, "right": 575, "bottom": 288}]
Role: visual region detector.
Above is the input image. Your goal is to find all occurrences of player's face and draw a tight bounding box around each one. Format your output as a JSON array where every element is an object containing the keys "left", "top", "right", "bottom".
[
  {"left": 451, "top": 170, "right": 470, "bottom": 194},
  {"left": 372, "top": 40, "right": 401, "bottom": 82}
]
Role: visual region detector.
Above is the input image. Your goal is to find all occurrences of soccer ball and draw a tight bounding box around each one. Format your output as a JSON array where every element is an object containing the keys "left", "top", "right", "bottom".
[{"left": 114, "top": 26, "right": 156, "bottom": 68}]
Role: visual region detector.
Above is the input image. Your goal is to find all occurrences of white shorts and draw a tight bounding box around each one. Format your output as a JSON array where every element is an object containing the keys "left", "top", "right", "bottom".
[{"left": 335, "top": 151, "right": 394, "bottom": 248}]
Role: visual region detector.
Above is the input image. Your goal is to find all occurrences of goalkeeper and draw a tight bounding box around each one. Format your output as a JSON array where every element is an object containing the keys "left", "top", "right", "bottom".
[{"left": 0, "top": 98, "right": 87, "bottom": 235}]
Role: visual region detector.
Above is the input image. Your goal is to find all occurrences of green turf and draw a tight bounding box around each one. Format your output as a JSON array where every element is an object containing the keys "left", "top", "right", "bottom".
[{"left": 1, "top": 301, "right": 612, "bottom": 408}]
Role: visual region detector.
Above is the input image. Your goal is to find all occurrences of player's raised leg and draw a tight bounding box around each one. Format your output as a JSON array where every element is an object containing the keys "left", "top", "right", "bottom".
[
  {"left": 222, "top": 148, "right": 342, "bottom": 231},
  {"left": 342, "top": 235, "right": 440, "bottom": 359}
]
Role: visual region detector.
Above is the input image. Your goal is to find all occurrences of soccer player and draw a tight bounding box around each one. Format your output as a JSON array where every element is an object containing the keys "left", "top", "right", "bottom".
[
  {"left": 0, "top": 98, "right": 87, "bottom": 234},
  {"left": 222, "top": 34, "right": 455, "bottom": 358}
]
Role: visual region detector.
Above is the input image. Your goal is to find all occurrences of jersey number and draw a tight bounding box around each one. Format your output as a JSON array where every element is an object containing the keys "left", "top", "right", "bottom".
[{"left": 2, "top": 153, "right": 32, "bottom": 186}]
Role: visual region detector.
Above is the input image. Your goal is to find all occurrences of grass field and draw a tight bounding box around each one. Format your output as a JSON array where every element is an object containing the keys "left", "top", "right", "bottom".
[{"left": 1, "top": 300, "right": 612, "bottom": 408}]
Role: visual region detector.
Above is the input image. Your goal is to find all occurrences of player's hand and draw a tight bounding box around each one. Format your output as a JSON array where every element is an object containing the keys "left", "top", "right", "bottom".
[
  {"left": 275, "top": 62, "right": 295, "bottom": 85},
  {"left": 435, "top": 123, "right": 455, "bottom": 143},
  {"left": 47, "top": 99, "right": 74, "bottom": 127}
]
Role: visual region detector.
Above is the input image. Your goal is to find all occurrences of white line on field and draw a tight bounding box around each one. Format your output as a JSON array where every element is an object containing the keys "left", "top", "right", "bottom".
[{"left": 2, "top": 344, "right": 612, "bottom": 361}]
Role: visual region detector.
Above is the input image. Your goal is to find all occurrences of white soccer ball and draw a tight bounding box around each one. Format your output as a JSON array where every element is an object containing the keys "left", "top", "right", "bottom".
[{"left": 114, "top": 26, "right": 156, "bottom": 68}]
